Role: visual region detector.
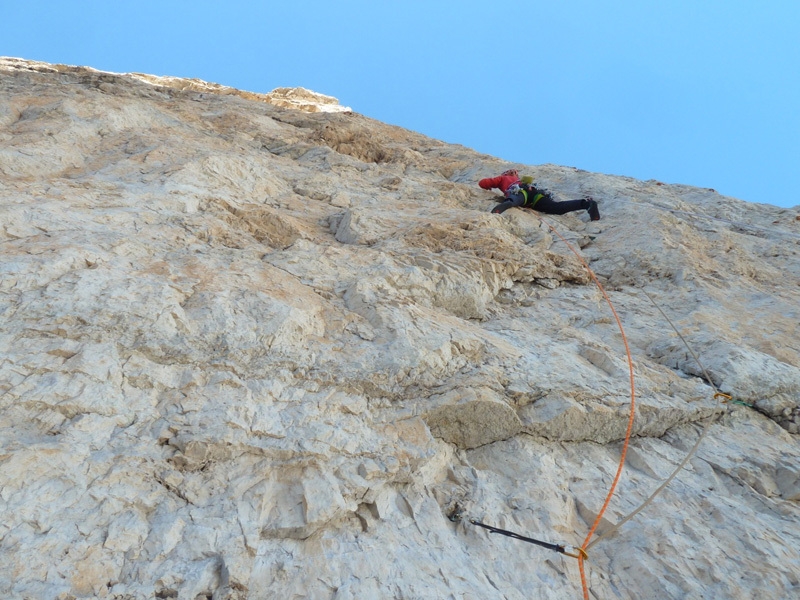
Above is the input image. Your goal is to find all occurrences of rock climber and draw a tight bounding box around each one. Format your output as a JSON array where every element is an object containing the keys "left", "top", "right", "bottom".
[{"left": 479, "top": 169, "right": 600, "bottom": 220}]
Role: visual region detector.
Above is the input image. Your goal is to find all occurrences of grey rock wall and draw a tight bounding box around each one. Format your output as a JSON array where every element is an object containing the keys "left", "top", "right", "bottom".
[{"left": 2, "top": 57, "right": 799, "bottom": 600}]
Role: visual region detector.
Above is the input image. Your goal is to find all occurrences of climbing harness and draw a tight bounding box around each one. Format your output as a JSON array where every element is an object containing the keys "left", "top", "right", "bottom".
[
  {"left": 505, "top": 182, "right": 545, "bottom": 208},
  {"left": 520, "top": 183, "right": 545, "bottom": 208}
]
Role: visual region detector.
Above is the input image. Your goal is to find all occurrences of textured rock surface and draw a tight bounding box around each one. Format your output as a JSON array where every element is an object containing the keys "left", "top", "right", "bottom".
[{"left": 1, "top": 57, "right": 800, "bottom": 599}]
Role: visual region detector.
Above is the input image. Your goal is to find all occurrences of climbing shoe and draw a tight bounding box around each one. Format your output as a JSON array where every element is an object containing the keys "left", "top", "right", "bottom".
[
  {"left": 586, "top": 199, "right": 600, "bottom": 221},
  {"left": 491, "top": 205, "right": 506, "bottom": 214}
]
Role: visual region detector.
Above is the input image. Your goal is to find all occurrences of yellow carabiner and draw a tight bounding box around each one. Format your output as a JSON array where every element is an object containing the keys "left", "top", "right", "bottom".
[{"left": 561, "top": 545, "right": 589, "bottom": 560}]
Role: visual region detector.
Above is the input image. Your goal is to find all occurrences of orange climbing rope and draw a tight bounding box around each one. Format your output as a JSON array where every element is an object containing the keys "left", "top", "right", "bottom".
[
  {"left": 538, "top": 217, "right": 637, "bottom": 600},
  {"left": 583, "top": 288, "right": 729, "bottom": 550}
]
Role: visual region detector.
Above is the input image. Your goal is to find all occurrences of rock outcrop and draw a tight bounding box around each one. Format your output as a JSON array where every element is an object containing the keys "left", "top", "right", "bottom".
[{"left": 1, "top": 57, "right": 799, "bottom": 600}]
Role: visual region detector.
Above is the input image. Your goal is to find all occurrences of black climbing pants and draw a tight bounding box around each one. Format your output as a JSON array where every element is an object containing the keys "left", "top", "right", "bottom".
[{"left": 493, "top": 191, "right": 590, "bottom": 215}]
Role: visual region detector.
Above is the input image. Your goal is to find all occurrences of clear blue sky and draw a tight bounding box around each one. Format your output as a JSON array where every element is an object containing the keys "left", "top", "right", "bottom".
[{"left": 3, "top": 1, "right": 799, "bottom": 208}]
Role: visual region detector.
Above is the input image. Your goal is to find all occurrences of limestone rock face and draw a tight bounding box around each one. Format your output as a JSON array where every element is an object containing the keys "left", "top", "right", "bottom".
[{"left": 2, "top": 57, "right": 800, "bottom": 600}]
